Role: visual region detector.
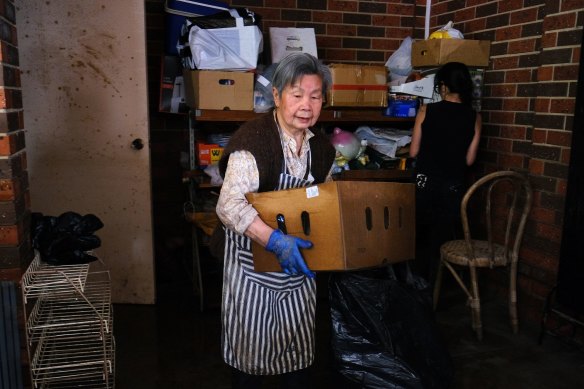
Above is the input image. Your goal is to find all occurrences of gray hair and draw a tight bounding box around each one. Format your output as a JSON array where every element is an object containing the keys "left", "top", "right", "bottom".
[{"left": 271, "top": 53, "right": 332, "bottom": 97}]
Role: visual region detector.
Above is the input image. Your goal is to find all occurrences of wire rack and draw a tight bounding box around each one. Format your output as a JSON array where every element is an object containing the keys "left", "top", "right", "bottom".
[{"left": 21, "top": 252, "right": 115, "bottom": 389}]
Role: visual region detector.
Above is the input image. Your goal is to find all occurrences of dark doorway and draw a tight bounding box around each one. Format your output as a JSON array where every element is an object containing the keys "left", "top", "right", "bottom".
[{"left": 556, "top": 36, "right": 584, "bottom": 312}]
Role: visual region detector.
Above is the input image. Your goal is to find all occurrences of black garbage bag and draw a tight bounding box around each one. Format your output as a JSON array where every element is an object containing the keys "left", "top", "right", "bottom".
[
  {"left": 329, "top": 264, "right": 453, "bottom": 389},
  {"left": 31, "top": 212, "right": 104, "bottom": 266}
]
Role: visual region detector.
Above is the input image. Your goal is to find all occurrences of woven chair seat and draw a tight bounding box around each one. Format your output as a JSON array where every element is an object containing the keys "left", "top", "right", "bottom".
[{"left": 441, "top": 239, "right": 508, "bottom": 267}]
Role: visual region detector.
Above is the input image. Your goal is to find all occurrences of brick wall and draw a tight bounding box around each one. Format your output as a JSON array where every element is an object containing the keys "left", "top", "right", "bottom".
[
  {"left": 413, "top": 0, "right": 584, "bottom": 320},
  {"left": 0, "top": 0, "right": 31, "bottom": 282}
]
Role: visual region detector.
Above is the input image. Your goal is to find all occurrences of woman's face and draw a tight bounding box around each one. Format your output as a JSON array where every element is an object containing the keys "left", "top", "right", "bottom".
[{"left": 273, "top": 74, "right": 324, "bottom": 135}]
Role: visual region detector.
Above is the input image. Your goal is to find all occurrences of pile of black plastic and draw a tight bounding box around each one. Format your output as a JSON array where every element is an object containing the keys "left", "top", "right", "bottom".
[{"left": 31, "top": 212, "right": 104, "bottom": 265}]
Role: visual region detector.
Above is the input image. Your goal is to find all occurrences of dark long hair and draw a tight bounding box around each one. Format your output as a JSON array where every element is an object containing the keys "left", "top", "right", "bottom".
[{"left": 434, "top": 62, "right": 474, "bottom": 107}]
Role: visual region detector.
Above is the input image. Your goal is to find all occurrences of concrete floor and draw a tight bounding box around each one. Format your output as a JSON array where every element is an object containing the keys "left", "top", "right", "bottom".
[{"left": 113, "top": 266, "right": 584, "bottom": 389}]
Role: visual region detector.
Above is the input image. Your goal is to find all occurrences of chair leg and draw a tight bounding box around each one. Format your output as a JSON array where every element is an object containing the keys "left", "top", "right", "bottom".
[
  {"left": 433, "top": 259, "right": 444, "bottom": 311},
  {"left": 469, "top": 265, "right": 483, "bottom": 341},
  {"left": 510, "top": 262, "right": 519, "bottom": 334}
]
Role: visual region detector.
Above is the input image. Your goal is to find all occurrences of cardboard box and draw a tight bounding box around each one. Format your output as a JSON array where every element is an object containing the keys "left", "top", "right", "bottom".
[
  {"left": 196, "top": 142, "right": 224, "bottom": 166},
  {"left": 327, "top": 64, "right": 388, "bottom": 107},
  {"left": 389, "top": 74, "right": 435, "bottom": 98},
  {"left": 246, "top": 181, "right": 415, "bottom": 272},
  {"left": 411, "top": 39, "right": 491, "bottom": 67},
  {"left": 183, "top": 70, "right": 254, "bottom": 110},
  {"left": 269, "top": 27, "right": 318, "bottom": 63}
]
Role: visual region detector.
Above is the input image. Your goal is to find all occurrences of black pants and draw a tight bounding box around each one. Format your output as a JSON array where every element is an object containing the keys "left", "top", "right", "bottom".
[
  {"left": 414, "top": 174, "right": 464, "bottom": 286},
  {"left": 231, "top": 367, "right": 311, "bottom": 389}
]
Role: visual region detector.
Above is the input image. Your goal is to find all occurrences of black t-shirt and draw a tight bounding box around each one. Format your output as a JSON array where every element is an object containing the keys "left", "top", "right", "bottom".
[{"left": 416, "top": 100, "right": 476, "bottom": 182}]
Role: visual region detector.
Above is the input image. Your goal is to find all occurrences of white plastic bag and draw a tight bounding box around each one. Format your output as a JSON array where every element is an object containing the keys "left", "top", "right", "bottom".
[
  {"left": 189, "top": 20, "right": 263, "bottom": 70},
  {"left": 385, "top": 37, "right": 413, "bottom": 81}
]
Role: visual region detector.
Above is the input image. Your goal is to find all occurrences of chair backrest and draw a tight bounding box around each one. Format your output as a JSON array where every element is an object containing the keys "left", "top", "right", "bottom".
[{"left": 460, "top": 171, "right": 533, "bottom": 266}]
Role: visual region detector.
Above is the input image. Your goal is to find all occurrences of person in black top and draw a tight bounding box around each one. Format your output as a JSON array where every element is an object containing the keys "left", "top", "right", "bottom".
[{"left": 409, "top": 61, "right": 482, "bottom": 286}]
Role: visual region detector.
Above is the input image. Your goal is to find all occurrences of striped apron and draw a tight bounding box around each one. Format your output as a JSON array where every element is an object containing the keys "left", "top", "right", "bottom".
[{"left": 221, "top": 151, "right": 317, "bottom": 375}]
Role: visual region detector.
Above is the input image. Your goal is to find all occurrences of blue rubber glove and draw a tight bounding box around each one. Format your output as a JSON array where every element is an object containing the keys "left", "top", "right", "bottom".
[{"left": 265, "top": 229, "right": 315, "bottom": 278}]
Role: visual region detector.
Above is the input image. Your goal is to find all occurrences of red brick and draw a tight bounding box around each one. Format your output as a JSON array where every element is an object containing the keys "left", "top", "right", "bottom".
[
  {"left": 0, "top": 178, "right": 16, "bottom": 201},
  {"left": 499, "top": 0, "right": 525, "bottom": 12},
  {"left": 325, "top": 48, "right": 356, "bottom": 61},
  {"left": 508, "top": 38, "right": 537, "bottom": 54},
  {"left": 496, "top": 25, "right": 522, "bottom": 40},
  {"left": 499, "top": 153, "right": 525, "bottom": 168},
  {"left": 466, "top": 18, "right": 486, "bottom": 33},
  {"left": 510, "top": 8, "right": 538, "bottom": 24},
  {"left": 543, "top": 13, "right": 576, "bottom": 31},
  {"left": 0, "top": 225, "right": 20, "bottom": 245},
  {"left": 545, "top": 130, "right": 571, "bottom": 148},
  {"left": 505, "top": 69, "right": 532, "bottom": 83},
  {"left": 563, "top": 0, "right": 584, "bottom": 11},
  {"left": 554, "top": 64, "right": 579, "bottom": 80},
  {"left": 372, "top": 15, "right": 400, "bottom": 26},
  {"left": 327, "top": 24, "right": 357, "bottom": 36},
  {"left": 541, "top": 32, "right": 558, "bottom": 48},
  {"left": 372, "top": 38, "right": 397, "bottom": 50},
  {"left": 313, "top": 11, "right": 342, "bottom": 23},
  {"left": 386, "top": 3, "right": 414, "bottom": 15},
  {"left": 500, "top": 125, "right": 527, "bottom": 140},
  {"left": 534, "top": 98, "right": 551, "bottom": 113},
  {"left": 529, "top": 202, "right": 555, "bottom": 223},
  {"left": 537, "top": 66, "right": 553, "bottom": 82},
  {"left": 561, "top": 148, "right": 571, "bottom": 165},
  {"left": 491, "top": 84, "right": 517, "bottom": 97},
  {"left": 557, "top": 178, "right": 568, "bottom": 196},
  {"left": 534, "top": 221, "right": 563, "bottom": 244},
  {"left": 573, "top": 46, "right": 581, "bottom": 63},
  {"left": 489, "top": 111, "right": 516, "bottom": 124},
  {"left": 316, "top": 36, "right": 342, "bottom": 48},
  {"left": 454, "top": 7, "right": 475, "bottom": 22},
  {"left": 492, "top": 56, "right": 520, "bottom": 70},
  {"left": 329, "top": 0, "right": 358, "bottom": 12},
  {"left": 529, "top": 159, "right": 545, "bottom": 175},
  {"left": 503, "top": 97, "right": 530, "bottom": 111},
  {"left": 265, "top": 0, "right": 295, "bottom": 7},
  {"left": 550, "top": 98, "right": 575, "bottom": 114},
  {"left": 489, "top": 137, "right": 513, "bottom": 152}
]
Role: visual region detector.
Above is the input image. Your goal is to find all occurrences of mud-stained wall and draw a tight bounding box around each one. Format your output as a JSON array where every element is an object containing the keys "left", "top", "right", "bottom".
[{"left": 17, "top": 1, "right": 155, "bottom": 304}]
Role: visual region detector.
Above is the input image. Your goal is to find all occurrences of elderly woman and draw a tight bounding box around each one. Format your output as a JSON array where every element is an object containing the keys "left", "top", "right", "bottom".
[{"left": 216, "top": 53, "right": 336, "bottom": 388}]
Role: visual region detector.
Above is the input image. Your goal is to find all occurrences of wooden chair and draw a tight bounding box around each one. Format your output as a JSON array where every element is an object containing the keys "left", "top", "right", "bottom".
[{"left": 433, "top": 171, "right": 533, "bottom": 340}]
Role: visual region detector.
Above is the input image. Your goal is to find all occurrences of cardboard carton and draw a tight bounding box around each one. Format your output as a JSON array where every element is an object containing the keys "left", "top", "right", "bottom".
[
  {"left": 411, "top": 39, "right": 491, "bottom": 67},
  {"left": 196, "top": 142, "right": 224, "bottom": 166},
  {"left": 269, "top": 27, "right": 318, "bottom": 63},
  {"left": 327, "top": 64, "right": 388, "bottom": 107},
  {"left": 183, "top": 69, "right": 254, "bottom": 111},
  {"left": 246, "top": 181, "right": 415, "bottom": 272}
]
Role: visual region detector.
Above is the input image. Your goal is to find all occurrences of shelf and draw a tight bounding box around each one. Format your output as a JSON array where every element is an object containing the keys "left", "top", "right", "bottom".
[
  {"left": 22, "top": 252, "right": 115, "bottom": 389},
  {"left": 192, "top": 108, "right": 415, "bottom": 124}
]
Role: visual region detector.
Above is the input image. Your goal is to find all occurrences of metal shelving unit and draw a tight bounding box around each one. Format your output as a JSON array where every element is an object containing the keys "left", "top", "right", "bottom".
[{"left": 21, "top": 252, "right": 115, "bottom": 389}]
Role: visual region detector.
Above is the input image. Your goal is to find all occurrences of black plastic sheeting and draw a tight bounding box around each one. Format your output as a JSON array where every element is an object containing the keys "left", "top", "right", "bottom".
[
  {"left": 329, "top": 264, "right": 454, "bottom": 389},
  {"left": 31, "top": 212, "right": 104, "bottom": 265}
]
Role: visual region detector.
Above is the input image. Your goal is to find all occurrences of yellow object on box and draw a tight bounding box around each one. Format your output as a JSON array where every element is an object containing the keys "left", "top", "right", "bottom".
[
  {"left": 246, "top": 180, "right": 415, "bottom": 272},
  {"left": 429, "top": 31, "right": 451, "bottom": 39},
  {"left": 183, "top": 69, "right": 254, "bottom": 111},
  {"left": 411, "top": 39, "right": 491, "bottom": 67},
  {"left": 327, "top": 64, "right": 388, "bottom": 107}
]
